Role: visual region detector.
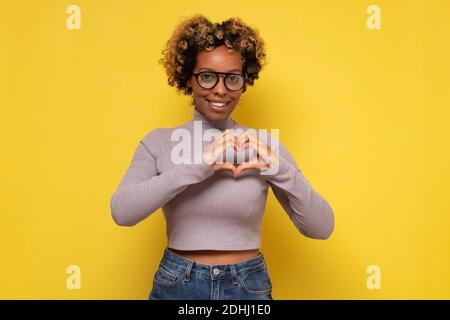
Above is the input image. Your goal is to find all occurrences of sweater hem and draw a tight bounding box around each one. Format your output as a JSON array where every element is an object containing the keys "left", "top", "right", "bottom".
[{"left": 167, "top": 242, "right": 261, "bottom": 251}]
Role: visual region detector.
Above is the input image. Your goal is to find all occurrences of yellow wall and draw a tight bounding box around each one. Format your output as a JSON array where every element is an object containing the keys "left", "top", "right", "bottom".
[{"left": 1, "top": 0, "right": 449, "bottom": 299}]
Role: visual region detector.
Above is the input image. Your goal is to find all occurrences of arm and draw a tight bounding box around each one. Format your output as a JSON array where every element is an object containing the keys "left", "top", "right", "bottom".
[
  {"left": 266, "top": 142, "right": 335, "bottom": 239},
  {"left": 110, "top": 130, "right": 214, "bottom": 226}
]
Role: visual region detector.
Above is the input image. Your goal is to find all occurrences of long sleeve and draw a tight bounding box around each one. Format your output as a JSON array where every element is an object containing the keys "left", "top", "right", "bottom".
[
  {"left": 110, "top": 131, "right": 215, "bottom": 226},
  {"left": 265, "top": 142, "right": 335, "bottom": 239}
]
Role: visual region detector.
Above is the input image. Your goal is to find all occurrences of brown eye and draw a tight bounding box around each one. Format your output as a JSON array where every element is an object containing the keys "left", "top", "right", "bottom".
[
  {"left": 225, "top": 74, "right": 244, "bottom": 90},
  {"left": 227, "top": 75, "right": 240, "bottom": 83},
  {"left": 199, "top": 72, "right": 216, "bottom": 82},
  {"left": 197, "top": 72, "right": 218, "bottom": 89}
]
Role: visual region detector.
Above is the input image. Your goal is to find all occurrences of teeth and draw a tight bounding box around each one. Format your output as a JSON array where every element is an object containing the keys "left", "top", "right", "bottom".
[{"left": 209, "top": 101, "right": 227, "bottom": 107}]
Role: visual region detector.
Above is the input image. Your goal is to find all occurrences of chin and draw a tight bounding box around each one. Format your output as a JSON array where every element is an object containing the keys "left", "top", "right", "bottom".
[{"left": 207, "top": 112, "right": 228, "bottom": 122}]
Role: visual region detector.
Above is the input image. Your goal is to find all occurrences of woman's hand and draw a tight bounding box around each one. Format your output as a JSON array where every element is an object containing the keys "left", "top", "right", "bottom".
[
  {"left": 203, "top": 129, "right": 239, "bottom": 176},
  {"left": 234, "top": 131, "right": 279, "bottom": 177},
  {"left": 203, "top": 129, "right": 279, "bottom": 177}
]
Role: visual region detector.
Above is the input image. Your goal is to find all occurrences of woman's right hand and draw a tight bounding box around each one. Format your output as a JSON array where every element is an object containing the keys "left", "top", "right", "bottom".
[{"left": 203, "top": 129, "right": 238, "bottom": 176}]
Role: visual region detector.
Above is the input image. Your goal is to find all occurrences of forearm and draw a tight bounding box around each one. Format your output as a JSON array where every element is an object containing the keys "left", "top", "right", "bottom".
[
  {"left": 110, "top": 163, "right": 214, "bottom": 226},
  {"left": 267, "top": 154, "right": 335, "bottom": 239}
]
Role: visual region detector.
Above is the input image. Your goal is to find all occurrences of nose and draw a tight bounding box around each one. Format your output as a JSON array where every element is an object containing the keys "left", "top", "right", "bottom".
[{"left": 212, "top": 76, "right": 227, "bottom": 95}]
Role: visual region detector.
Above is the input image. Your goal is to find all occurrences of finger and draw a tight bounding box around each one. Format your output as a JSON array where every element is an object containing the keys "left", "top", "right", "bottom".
[
  {"left": 238, "top": 131, "right": 250, "bottom": 146},
  {"left": 236, "top": 160, "right": 257, "bottom": 173},
  {"left": 216, "top": 130, "right": 235, "bottom": 149},
  {"left": 205, "top": 144, "right": 219, "bottom": 164},
  {"left": 238, "top": 154, "right": 269, "bottom": 171},
  {"left": 214, "top": 138, "right": 234, "bottom": 162},
  {"left": 212, "top": 131, "right": 227, "bottom": 145},
  {"left": 213, "top": 129, "right": 231, "bottom": 143},
  {"left": 239, "top": 140, "right": 264, "bottom": 158},
  {"left": 215, "top": 163, "right": 236, "bottom": 171},
  {"left": 213, "top": 163, "right": 237, "bottom": 174},
  {"left": 247, "top": 140, "right": 271, "bottom": 159},
  {"left": 207, "top": 131, "right": 228, "bottom": 153},
  {"left": 246, "top": 135, "right": 270, "bottom": 153},
  {"left": 205, "top": 131, "right": 234, "bottom": 164},
  {"left": 239, "top": 134, "right": 266, "bottom": 150},
  {"left": 211, "top": 131, "right": 232, "bottom": 152},
  {"left": 233, "top": 135, "right": 238, "bottom": 150}
]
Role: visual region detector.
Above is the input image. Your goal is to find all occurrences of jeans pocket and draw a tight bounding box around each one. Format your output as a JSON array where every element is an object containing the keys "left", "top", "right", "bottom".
[
  {"left": 238, "top": 266, "right": 273, "bottom": 295},
  {"left": 153, "top": 263, "right": 184, "bottom": 288}
]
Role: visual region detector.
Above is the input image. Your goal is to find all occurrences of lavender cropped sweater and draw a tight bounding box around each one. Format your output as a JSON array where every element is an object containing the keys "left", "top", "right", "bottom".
[{"left": 110, "top": 108, "right": 334, "bottom": 250}]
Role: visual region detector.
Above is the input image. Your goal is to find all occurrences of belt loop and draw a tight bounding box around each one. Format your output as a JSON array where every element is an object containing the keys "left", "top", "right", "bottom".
[
  {"left": 262, "top": 253, "right": 269, "bottom": 270},
  {"left": 229, "top": 264, "right": 239, "bottom": 285},
  {"left": 183, "top": 261, "right": 194, "bottom": 282}
]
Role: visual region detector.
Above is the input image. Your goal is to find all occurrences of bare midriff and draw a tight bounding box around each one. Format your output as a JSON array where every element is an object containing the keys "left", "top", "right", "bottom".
[{"left": 168, "top": 248, "right": 261, "bottom": 265}]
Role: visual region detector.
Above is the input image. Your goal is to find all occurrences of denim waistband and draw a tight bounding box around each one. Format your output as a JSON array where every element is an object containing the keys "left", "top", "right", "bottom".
[{"left": 159, "top": 247, "right": 268, "bottom": 281}]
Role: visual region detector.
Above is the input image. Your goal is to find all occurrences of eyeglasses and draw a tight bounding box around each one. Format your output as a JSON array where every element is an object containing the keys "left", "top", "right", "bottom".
[{"left": 192, "top": 71, "right": 247, "bottom": 91}]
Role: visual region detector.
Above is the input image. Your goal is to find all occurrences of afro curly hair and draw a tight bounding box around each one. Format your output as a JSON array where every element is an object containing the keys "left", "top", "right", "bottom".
[{"left": 159, "top": 14, "right": 268, "bottom": 99}]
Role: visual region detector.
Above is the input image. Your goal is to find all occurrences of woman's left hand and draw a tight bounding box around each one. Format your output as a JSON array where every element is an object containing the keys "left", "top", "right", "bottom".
[{"left": 234, "top": 131, "right": 279, "bottom": 177}]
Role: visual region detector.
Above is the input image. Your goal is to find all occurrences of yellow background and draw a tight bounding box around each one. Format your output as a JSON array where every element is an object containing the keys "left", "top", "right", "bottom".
[{"left": 1, "top": 0, "right": 449, "bottom": 299}]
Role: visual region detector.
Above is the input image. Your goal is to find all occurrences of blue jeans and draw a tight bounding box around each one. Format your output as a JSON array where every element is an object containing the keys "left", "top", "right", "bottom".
[{"left": 149, "top": 248, "right": 273, "bottom": 300}]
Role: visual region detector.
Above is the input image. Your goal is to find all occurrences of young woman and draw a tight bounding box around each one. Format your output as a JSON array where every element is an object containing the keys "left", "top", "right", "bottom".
[{"left": 110, "top": 15, "right": 335, "bottom": 300}]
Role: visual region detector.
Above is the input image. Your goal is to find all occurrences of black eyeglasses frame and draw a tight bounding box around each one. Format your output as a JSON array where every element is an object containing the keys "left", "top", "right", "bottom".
[{"left": 192, "top": 71, "right": 247, "bottom": 91}]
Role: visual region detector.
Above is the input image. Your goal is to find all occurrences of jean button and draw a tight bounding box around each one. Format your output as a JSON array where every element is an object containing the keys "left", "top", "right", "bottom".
[{"left": 213, "top": 268, "right": 220, "bottom": 275}]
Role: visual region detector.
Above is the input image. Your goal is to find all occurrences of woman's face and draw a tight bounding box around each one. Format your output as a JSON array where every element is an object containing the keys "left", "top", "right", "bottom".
[{"left": 188, "top": 45, "right": 244, "bottom": 124}]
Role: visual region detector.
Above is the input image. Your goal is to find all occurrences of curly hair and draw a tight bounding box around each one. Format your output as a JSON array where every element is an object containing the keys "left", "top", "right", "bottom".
[{"left": 159, "top": 14, "right": 268, "bottom": 96}]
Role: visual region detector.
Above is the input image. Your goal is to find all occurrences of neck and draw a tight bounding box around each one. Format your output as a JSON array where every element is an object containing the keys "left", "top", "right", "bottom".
[{"left": 192, "top": 106, "right": 235, "bottom": 130}]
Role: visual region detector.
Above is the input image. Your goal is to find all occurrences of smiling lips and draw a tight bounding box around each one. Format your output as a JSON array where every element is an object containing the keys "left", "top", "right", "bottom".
[{"left": 207, "top": 99, "right": 230, "bottom": 111}]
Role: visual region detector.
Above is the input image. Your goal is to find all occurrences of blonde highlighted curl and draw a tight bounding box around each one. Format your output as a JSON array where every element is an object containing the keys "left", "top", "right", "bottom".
[{"left": 159, "top": 15, "right": 268, "bottom": 95}]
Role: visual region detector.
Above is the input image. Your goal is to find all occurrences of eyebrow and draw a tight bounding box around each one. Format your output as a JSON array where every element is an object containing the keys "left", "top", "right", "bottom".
[{"left": 198, "top": 67, "right": 242, "bottom": 73}]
